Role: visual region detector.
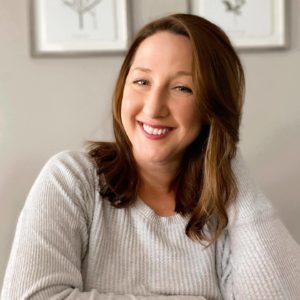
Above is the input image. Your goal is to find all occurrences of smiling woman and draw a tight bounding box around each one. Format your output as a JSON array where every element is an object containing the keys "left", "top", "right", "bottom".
[
  {"left": 120, "top": 31, "right": 201, "bottom": 216},
  {"left": 1, "top": 13, "right": 300, "bottom": 300}
]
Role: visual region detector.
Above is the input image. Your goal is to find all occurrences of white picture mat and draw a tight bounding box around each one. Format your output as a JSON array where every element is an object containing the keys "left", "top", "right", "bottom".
[
  {"left": 191, "top": 0, "right": 286, "bottom": 49},
  {"left": 32, "top": 0, "right": 129, "bottom": 54}
]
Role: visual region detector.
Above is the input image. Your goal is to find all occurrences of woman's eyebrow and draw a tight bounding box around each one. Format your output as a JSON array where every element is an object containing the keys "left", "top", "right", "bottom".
[
  {"left": 176, "top": 71, "right": 192, "bottom": 76},
  {"left": 132, "top": 67, "right": 152, "bottom": 73},
  {"left": 132, "top": 68, "right": 192, "bottom": 77}
]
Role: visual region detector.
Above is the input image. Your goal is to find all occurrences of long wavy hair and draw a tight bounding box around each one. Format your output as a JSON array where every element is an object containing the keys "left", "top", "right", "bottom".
[{"left": 89, "top": 14, "right": 245, "bottom": 243}]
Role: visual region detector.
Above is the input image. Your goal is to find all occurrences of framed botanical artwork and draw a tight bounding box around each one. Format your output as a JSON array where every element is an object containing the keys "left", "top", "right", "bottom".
[
  {"left": 190, "top": 0, "right": 286, "bottom": 49},
  {"left": 30, "top": 0, "right": 130, "bottom": 56}
]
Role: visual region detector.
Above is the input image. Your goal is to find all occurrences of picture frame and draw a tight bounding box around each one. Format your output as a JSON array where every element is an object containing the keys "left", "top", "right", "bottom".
[
  {"left": 190, "top": 0, "right": 286, "bottom": 49},
  {"left": 30, "top": 0, "right": 130, "bottom": 56}
]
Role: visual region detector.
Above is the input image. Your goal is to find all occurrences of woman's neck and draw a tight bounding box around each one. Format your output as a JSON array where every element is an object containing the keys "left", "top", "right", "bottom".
[{"left": 136, "top": 161, "right": 178, "bottom": 216}]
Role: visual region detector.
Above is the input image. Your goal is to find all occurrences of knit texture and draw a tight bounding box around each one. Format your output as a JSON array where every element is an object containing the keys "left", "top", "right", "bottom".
[{"left": 1, "top": 150, "right": 299, "bottom": 300}]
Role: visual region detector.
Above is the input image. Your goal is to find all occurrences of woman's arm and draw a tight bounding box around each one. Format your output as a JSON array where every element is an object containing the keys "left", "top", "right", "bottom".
[
  {"left": 217, "top": 151, "right": 300, "bottom": 299},
  {"left": 65, "top": 292, "right": 205, "bottom": 300},
  {"left": 1, "top": 152, "right": 205, "bottom": 300}
]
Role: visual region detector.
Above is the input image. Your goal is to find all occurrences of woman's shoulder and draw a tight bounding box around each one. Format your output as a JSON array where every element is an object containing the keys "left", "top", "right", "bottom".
[
  {"left": 24, "top": 150, "right": 99, "bottom": 228},
  {"left": 30, "top": 150, "right": 99, "bottom": 207},
  {"left": 46, "top": 149, "right": 94, "bottom": 169},
  {"left": 42, "top": 150, "right": 97, "bottom": 182}
]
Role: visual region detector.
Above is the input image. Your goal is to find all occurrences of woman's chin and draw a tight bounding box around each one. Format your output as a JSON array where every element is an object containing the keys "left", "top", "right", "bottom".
[{"left": 134, "top": 150, "right": 180, "bottom": 167}]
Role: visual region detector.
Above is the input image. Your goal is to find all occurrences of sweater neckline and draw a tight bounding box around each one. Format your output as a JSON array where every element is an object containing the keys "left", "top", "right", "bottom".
[{"left": 132, "top": 197, "right": 189, "bottom": 227}]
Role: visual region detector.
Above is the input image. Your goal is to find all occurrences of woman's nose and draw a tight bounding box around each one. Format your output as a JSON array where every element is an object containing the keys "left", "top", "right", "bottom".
[{"left": 142, "top": 87, "right": 169, "bottom": 118}]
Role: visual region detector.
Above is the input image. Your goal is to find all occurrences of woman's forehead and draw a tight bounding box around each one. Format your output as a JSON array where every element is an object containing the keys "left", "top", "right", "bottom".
[{"left": 130, "top": 31, "right": 193, "bottom": 73}]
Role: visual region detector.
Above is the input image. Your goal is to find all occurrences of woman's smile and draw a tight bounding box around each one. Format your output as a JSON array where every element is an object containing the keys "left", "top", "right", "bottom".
[{"left": 138, "top": 121, "right": 174, "bottom": 140}]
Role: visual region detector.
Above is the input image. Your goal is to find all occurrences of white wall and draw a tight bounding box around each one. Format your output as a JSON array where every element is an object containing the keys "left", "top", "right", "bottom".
[{"left": 1, "top": 0, "right": 299, "bottom": 289}]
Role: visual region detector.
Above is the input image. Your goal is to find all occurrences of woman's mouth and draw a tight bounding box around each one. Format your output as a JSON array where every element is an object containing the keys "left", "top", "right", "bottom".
[{"left": 138, "top": 122, "right": 173, "bottom": 139}]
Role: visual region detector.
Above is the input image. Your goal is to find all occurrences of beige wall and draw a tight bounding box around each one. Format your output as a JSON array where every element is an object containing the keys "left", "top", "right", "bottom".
[{"left": 0, "top": 0, "right": 299, "bottom": 289}]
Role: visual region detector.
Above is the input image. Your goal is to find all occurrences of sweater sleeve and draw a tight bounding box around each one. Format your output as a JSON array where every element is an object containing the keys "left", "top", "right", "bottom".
[
  {"left": 1, "top": 151, "right": 205, "bottom": 300},
  {"left": 217, "top": 151, "right": 300, "bottom": 300}
]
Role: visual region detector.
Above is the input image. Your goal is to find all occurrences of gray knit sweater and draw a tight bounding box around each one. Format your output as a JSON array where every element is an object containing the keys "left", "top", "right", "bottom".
[{"left": 1, "top": 150, "right": 300, "bottom": 300}]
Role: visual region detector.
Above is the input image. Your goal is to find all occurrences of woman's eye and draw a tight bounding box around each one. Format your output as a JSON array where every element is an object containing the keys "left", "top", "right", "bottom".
[
  {"left": 175, "top": 85, "right": 193, "bottom": 94},
  {"left": 133, "top": 79, "right": 149, "bottom": 86}
]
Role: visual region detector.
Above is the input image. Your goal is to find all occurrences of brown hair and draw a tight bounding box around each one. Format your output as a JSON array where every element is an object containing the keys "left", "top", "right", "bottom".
[{"left": 89, "top": 14, "right": 245, "bottom": 243}]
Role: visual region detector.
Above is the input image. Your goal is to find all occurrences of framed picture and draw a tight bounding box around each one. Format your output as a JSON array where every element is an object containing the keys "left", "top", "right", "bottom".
[
  {"left": 30, "top": 0, "right": 130, "bottom": 56},
  {"left": 190, "top": 0, "right": 286, "bottom": 49}
]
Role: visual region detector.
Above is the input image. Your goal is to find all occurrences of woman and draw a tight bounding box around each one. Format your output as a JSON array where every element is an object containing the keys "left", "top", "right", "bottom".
[{"left": 1, "top": 14, "right": 299, "bottom": 300}]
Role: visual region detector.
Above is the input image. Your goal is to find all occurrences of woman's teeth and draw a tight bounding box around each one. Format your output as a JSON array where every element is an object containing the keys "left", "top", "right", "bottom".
[{"left": 143, "top": 124, "right": 169, "bottom": 135}]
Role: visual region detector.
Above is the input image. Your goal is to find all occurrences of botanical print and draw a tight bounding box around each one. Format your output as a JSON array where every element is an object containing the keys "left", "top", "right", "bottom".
[
  {"left": 195, "top": 0, "right": 283, "bottom": 48},
  {"left": 62, "top": 0, "right": 103, "bottom": 30},
  {"left": 222, "top": 0, "right": 246, "bottom": 16}
]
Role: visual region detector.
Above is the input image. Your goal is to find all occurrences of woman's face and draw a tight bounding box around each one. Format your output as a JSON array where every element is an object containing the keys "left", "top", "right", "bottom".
[{"left": 121, "top": 31, "right": 201, "bottom": 167}]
